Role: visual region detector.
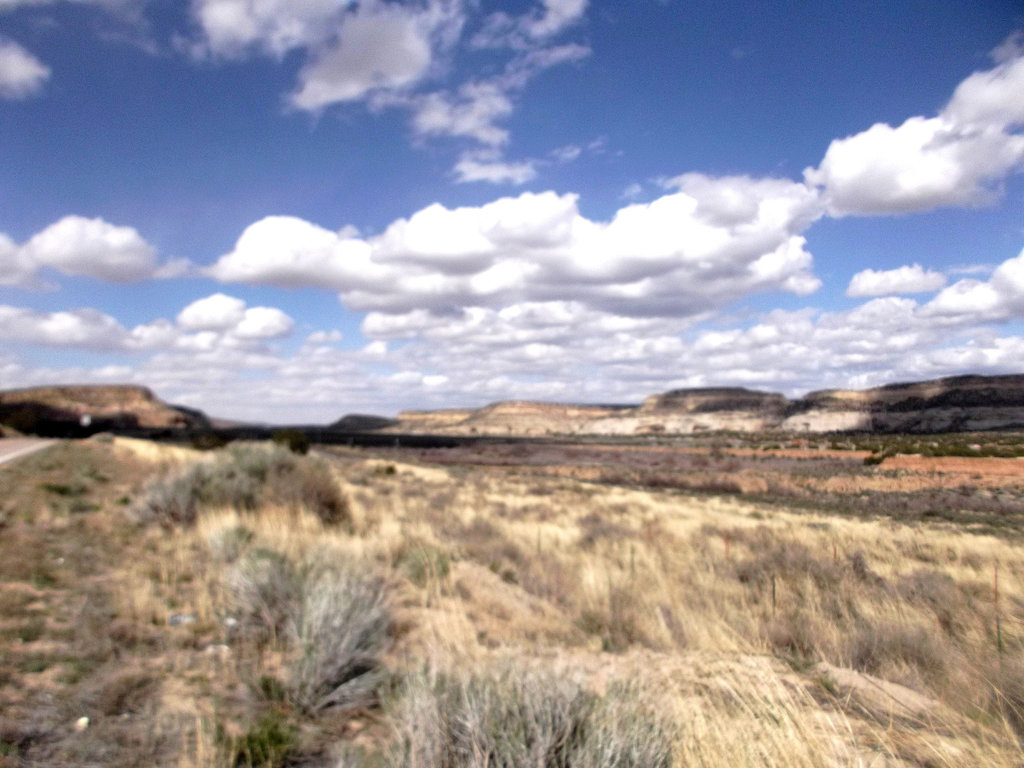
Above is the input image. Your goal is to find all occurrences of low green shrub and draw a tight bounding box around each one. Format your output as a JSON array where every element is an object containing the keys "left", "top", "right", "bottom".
[
  {"left": 39, "top": 481, "right": 87, "bottom": 497},
  {"left": 191, "top": 432, "right": 229, "bottom": 451},
  {"left": 229, "top": 710, "right": 297, "bottom": 768},
  {"left": 271, "top": 429, "right": 310, "bottom": 455}
]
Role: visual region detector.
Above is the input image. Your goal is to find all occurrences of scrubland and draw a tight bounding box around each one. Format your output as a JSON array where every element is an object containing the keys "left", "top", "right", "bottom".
[{"left": 0, "top": 435, "right": 1022, "bottom": 766}]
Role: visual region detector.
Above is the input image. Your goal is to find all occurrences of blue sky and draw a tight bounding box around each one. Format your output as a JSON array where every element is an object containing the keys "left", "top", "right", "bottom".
[{"left": 1, "top": 1, "right": 1023, "bottom": 423}]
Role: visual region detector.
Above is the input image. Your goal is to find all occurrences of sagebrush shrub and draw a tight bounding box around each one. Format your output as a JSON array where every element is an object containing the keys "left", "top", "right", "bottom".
[
  {"left": 574, "top": 682, "right": 675, "bottom": 768},
  {"left": 225, "top": 548, "right": 300, "bottom": 647},
  {"left": 133, "top": 469, "right": 202, "bottom": 526},
  {"left": 267, "top": 458, "right": 350, "bottom": 527},
  {"left": 207, "top": 524, "right": 253, "bottom": 564},
  {"left": 134, "top": 444, "right": 348, "bottom": 527},
  {"left": 386, "top": 667, "right": 675, "bottom": 768},
  {"left": 288, "top": 565, "right": 391, "bottom": 715}
]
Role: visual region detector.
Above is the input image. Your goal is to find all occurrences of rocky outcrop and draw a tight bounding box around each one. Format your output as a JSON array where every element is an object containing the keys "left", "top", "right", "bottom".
[
  {"left": 386, "top": 375, "right": 1024, "bottom": 436},
  {"left": 615, "top": 387, "right": 790, "bottom": 434},
  {"left": 641, "top": 387, "right": 789, "bottom": 415},
  {"left": 0, "top": 385, "right": 209, "bottom": 436},
  {"left": 393, "top": 402, "right": 632, "bottom": 436},
  {"left": 782, "top": 375, "right": 1024, "bottom": 433}
]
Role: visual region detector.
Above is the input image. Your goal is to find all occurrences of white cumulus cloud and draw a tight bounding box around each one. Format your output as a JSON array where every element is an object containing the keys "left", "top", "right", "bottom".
[
  {"left": 234, "top": 306, "right": 294, "bottom": 339},
  {"left": 189, "top": 0, "right": 346, "bottom": 58},
  {"left": 187, "top": 1, "right": 588, "bottom": 183},
  {"left": 208, "top": 177, "right": 824, "bottom": 317},
  {"left": 290, "top": 1, "right": 461, "bottom": 110},
  {"left": 923, "top": 247, "right": 1024, "bottom": 321},
  {"left": 176, "top": 292, "right": 247, "bottom": 330},
  {"left": 189, "top": 0, "right": 465, "bottom": 110},
  {"left": 0, "top": 305, "right": 127, "bottom": 348},
  {"left": 0, "top": 292, "right": 295, "bottom": 361},
  {"left": 0, "top": 37, "right": 50, "bottom": 98},
  {"left": 19, "top": 216, "right": 159, "bottom": 283},
  {"left": 806, "top": 38, "right": 1024, "bottom": 216},
  {"left": 170, "top": 293, "right": 295, "bottom": 343},
  {"left": 452, "top": 151, "right": 537, "bottom": 184},
  {"left": 1, "top": 215, "right": 188, "bottom": 289},
  {"left": 847, "top": 264, "right": 947, "bottom": 297},
  {"left": 0, "top": 233, "right": 38, "bottom": 287},
  {"left": 202, "top": 216, "right": 387, "bottom": 288},
  {"left": 412, "top": 82, "right": 514, "bottom": 146}
]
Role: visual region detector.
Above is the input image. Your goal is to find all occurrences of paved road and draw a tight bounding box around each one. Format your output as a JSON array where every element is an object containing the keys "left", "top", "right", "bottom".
[{"left": 0, "top": 438, "right": 57, "bottom": 466}]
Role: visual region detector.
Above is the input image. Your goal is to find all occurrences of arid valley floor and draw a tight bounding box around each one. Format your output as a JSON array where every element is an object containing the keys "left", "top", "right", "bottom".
[{"left": 2, "top": 433, "right": 1024, "bottom": 766}]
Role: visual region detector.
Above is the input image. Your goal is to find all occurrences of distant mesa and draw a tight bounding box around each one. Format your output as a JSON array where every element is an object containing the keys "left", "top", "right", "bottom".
[
  {"left": 781, "top": 374, "right": 1024, "bottom": 433},
  {"left": 382, "top": 374, "right": 1024, "bottom": 436},
  {"left": 641, "top": 387, "right": 789, "bottom": 415},
  {"left": 0, "top": 385, "right": 209, "bottom": 437},
  {"left": 4, "top": 374, "right": 1024, "bottom": 440}
]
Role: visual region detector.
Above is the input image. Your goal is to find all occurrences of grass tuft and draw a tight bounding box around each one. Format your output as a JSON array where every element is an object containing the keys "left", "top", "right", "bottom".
[{"left": 848, "top": 621, "right": 947, "bottom": 688}]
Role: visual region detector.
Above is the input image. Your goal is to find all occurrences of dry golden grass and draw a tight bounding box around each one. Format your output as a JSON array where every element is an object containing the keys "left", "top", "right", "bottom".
[
  {"left": 114, "top": 435, "right": 202, "bottom": 465},
  {"left": 2, "top": 438, "right": 1023, "bottom": 766}
]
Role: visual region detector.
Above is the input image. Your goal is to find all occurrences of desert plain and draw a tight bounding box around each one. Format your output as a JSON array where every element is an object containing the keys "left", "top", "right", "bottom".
[{"left": 1, "top": 425, "right": 1023, "bottom": 767}]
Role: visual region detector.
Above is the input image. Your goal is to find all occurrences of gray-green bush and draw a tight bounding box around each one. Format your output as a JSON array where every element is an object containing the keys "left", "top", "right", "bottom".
[
  {"left": 386, "top": 667, "right": 675, "bottom": 768},
  {"left": 134, "top": 444, "right": 348, "bottom": 528},
  {"left": 225, "top": 548, "right": 301, "bottom": 648},
  {"left": 288, "top": 565, "right": 392, "bottom": 715}
]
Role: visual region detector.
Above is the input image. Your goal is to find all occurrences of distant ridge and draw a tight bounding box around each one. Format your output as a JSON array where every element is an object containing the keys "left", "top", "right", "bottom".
[
  {"left": 5, "top": 374, "right": 1024, "bottom": 440},
  {"left": 329, "top": 414, "right": 398, "bottom": 431},
  {"left": 381, "top": 374, "right": 1024, "bottom": 436}
]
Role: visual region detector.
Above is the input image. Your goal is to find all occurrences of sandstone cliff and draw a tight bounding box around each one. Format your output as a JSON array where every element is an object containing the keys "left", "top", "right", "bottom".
[{"left": 782, "top": 375, "right": 1024, "bottom": 433}]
